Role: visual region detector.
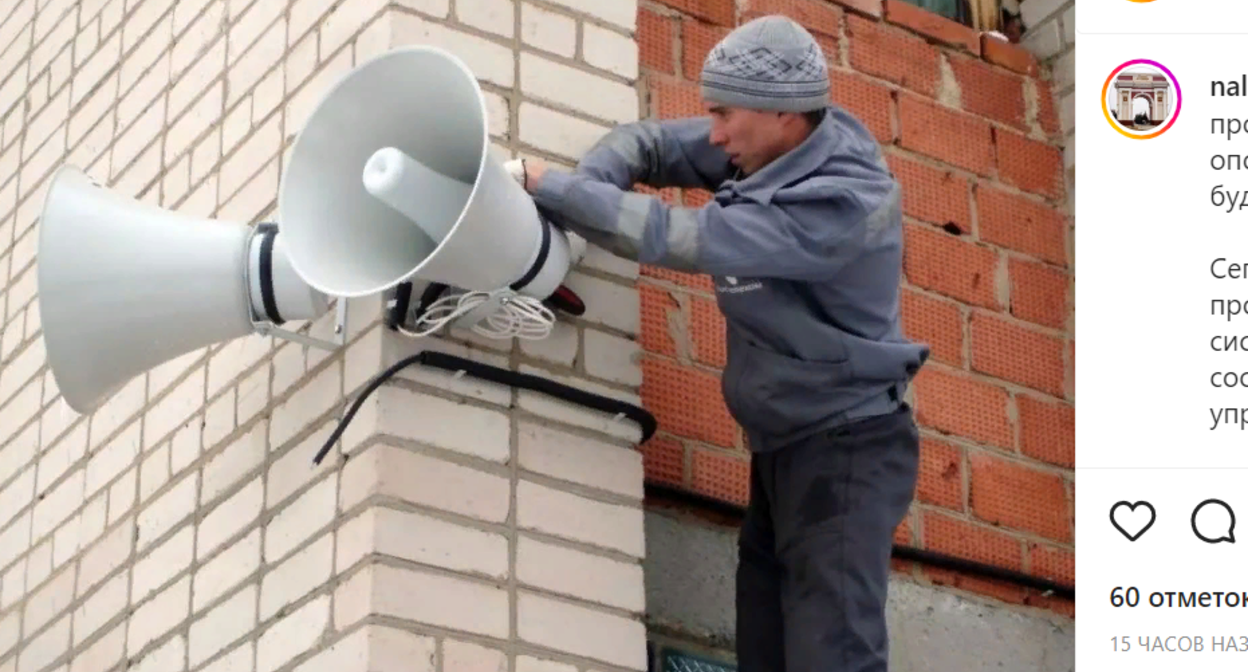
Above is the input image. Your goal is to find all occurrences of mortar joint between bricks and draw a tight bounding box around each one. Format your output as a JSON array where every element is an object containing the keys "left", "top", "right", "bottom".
[
  {"left": 638, "top": 0, "right": 680, "bottom": 17},
  {"left": 517, "top": 44, "right": 637, "bottom": 92},
  {"left": 339, "top": 494, "right": 513, "bottom": 545}
]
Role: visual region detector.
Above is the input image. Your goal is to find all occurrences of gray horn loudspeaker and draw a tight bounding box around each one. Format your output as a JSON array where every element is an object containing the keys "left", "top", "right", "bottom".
[
  {"left": 276, "top": 45, "right": 574, "bottom": 300},
  {"left": 37, "top": 166, "right": 331, "bottom": 414}
]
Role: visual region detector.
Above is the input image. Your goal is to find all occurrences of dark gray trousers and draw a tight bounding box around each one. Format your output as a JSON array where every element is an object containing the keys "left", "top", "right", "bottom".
[{"left": 735, "top": 405, "right": 920, "bottom": 672}]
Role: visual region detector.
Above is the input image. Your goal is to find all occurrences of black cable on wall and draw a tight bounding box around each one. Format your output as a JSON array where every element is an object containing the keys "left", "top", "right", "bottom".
[{"left": 320, "top": 344, "right": 1074, "bottom": 602}]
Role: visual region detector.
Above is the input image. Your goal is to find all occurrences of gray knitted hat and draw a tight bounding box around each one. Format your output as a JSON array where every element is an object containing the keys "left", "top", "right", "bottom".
[{"left": 700, "top": 15, "right": 829, "bottom": 113}]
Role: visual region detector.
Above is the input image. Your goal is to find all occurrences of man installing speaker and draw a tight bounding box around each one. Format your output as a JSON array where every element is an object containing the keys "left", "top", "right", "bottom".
[{"left": 508, "top": 14, "right": 930, "bottom": 672}]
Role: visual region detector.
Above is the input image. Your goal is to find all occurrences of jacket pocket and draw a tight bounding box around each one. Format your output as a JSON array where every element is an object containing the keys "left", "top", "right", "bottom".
[{"left": 730, "top": 341, "right": 856, "bottom": 438}]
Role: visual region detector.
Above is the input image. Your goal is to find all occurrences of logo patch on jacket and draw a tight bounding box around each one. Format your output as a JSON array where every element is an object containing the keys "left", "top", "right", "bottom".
[{"left": 716, "top": 276, "right": 763, "bottom": 293}]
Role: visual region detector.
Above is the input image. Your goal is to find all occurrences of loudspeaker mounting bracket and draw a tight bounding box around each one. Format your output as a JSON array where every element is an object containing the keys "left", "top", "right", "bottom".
[
  {"left": 243, "top": 222, "right": 348, "bottom": 351},
  {"left": 253, "top": 298, "right": 348, "bottom": 351}
]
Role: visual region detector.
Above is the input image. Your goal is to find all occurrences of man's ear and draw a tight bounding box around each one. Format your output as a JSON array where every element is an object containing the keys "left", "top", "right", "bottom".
[{"left": 777, "top": 111, "right": 803, "bottom": 127}]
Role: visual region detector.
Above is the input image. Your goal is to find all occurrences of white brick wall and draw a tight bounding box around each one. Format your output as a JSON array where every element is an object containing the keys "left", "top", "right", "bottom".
[
  {"left": 1019, "top": 0, "right": 1074, "bottom": 207},
  {"left": 0, "top": 1, "right": 649, "bottom": 671}
]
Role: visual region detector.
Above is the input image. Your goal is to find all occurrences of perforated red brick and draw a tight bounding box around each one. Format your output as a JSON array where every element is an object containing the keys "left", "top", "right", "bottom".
[
  {"left": 917, "top": 437, "right": 962, "bottom": 509},
  {"left": 881, "top": 0, "right": 978, "bottom": 55},
  {"left": 1028, "top": 542, "right": 1074, "bottom": 585},
  {"left": 740, "top": 0, "right": 842, "bottom": 36},
  {"left": 899, "top": 288, "right": 962, "bottom": 365},
  {"left": 642, "top": 435, "right": 687, "bottom": 486},
  {"left": 815, "top": 33, "right": 840, "bottom": 68},
  {"left": 690, "top": 448, "right": 749, "bottom": 505},
  {"left": 650, "top": 76, "right": 705, "bottom": 119},
  {"left": 994, "top": 128, "right": 1065, "bottom": 200},
  {"left": 689, "top": 296, "right": 726, "bottom": 368},
  {"left": 969, "top": 312, "right": 1065, "bottom": 397},
  {"left": 976, "top": 186, "right": 1067, "bottom": 266},
  {"left": 897, "top": 94, "right": 994, "bottom": 176},
  {"left": 831, "top": 70, "right": 893, "bottom": 145},
  {"left": 656, "top": 0, "right": 736, "bottom": 26},
  {"left": 846, "top": 15, "right": 939, "bottom": 98},
  {"left": 894, "top": 515, "right": 912, "bottom": 545},
  {"left": 980, "top": 33, "right": 1039, "bottom": 77},
  {"left": 640, "top": 356, "right": 738, "bottom": 447},
  {"left": 681, "top": 19, "right": 729, "bottom": 81},
  {"left": 911, "top": 366, "right": 1013, "bottom": 448},
  {"left": 946, "top": 54, "right": 1027, "bottom": 131},
  {"left": 892, "top": 515, "right": 914, "bottom": 573},
  {"left": 969, "top": 452, "right": 1070, "bottom": 543},
  {"left": 1009, "top": 257, "right": 1068, "bottom": 330},
  {"left": 1017, "top": 395, "right": 1074, "bottom": 468},
  {"left": 638, "top": 7, "right": 677, "bottom": 75},
  {"left": 887, "top": 152, "right": 971, "bottom": 230},
  {"left": 922, "top": 510, "right": 1023, "bottom": 570},
  {"left": 1067, "top": 339, "right": 1074, "bottom": 396},
  {"left": 903, "top": 223, "right": 1002, "bottom": 310}
]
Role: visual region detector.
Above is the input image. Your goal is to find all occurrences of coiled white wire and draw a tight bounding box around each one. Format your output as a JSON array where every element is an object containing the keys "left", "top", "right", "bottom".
[{"left": 394, "top": 288, "right": 556, "bottom": 340}]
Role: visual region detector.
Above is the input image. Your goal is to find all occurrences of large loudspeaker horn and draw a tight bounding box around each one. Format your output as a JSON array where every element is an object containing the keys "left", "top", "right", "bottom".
[
  {"left": 277, "top": 46, "right": 572, "bottom": 300},
  {"left": 37, "top": 166, "right": 332, "bottom": 414}
]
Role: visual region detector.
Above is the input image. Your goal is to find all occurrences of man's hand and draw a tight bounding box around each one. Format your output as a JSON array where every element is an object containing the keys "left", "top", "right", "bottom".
[
  {"left": 523, "top": 158, "right": 548, "bottom": 193},
  {"left": 502, "top": 158, "right": 549, "bottom": 194}
]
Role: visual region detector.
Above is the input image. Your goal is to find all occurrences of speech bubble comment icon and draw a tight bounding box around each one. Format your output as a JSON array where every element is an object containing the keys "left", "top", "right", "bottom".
[{"left": 1192, "top": 499, "right": 1236, "bottom": 544}]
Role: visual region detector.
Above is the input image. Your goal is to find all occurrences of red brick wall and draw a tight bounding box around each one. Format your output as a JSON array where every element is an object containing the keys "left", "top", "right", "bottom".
[{"left": 632, "top": 0, "right": 1074, "bottom": 616}]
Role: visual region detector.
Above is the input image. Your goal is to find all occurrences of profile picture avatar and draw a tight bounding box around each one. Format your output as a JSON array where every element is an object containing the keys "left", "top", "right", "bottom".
[{"left": 1101, "top": 59, "right": 1181, "bottom": 139}]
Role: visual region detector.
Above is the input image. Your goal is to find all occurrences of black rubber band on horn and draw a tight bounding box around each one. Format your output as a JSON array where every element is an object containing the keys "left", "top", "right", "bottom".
[
  {"left": 256, "top": 223, "right": 284, "bottom": 325},
  {"left": 509, "top": 217, "right": 551, "bottom": 292}
]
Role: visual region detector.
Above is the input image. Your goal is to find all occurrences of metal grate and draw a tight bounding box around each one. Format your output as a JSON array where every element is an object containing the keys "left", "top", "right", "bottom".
[{"left": 661, "top": 650, "right": 736, "bottom": 672}]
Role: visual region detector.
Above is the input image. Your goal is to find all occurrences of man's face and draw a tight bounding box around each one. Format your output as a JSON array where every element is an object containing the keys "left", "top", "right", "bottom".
[{"left": 706, "top": 103, "right": 795, "bottom": 175}]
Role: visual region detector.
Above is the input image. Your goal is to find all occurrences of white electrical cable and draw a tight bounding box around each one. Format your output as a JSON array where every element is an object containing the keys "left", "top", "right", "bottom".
[{"left": 393, "top": 288, "right": 556, "bottom": 340}]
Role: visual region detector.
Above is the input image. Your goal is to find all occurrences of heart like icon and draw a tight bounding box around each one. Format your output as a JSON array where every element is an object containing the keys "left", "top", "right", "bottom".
[{"left": 1110, "top": 501, "right": 1156, "bottom": 541}]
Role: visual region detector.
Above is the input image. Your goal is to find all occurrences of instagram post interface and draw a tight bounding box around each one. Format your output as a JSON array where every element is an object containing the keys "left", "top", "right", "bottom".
[{"left": 30, "top": 0, "right": 1236, "bottom": 669}]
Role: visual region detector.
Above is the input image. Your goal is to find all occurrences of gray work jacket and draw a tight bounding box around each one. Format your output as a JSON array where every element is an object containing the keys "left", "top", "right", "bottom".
[{"left": 530, "top": 104, "right": 930, "bottom": 453}]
